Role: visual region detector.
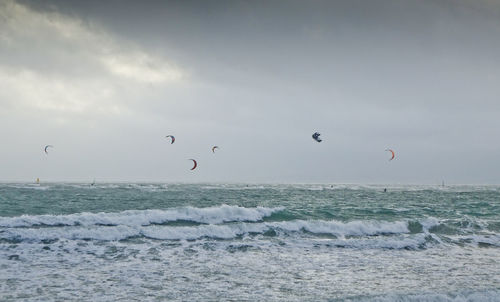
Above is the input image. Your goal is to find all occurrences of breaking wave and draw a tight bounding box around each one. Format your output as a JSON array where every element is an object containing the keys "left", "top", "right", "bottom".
[
  {"left": 0, "top": 219, "right": 412, "bottom": 242},
  {"left": 0, "top": 205, "right": 283, "bottom": 227},
  {"left": 1, "top": 207, "right": 498, "bottom": 249}
]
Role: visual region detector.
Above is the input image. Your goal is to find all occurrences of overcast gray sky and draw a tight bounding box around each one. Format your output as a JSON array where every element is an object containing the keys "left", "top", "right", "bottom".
[{"left": 1, "top": 0, "right": 500, "bottom": 183}]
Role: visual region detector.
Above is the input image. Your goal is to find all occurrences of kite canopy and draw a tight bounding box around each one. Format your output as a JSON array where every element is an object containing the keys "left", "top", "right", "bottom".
[
  {"left": 189, "top": 159, "right": 197, "bottom": 170},
  {"left": 44, "top": 145, "right": 53, "bottom": 154},
  {"left": 166, "top": 135, "right": 175, "bottom": 144},
  {"left": 212, "top": 146, "right": 219, "bottom": 153},
  {"left": 386, "top": 149, "right": 395, "bottom": 161},
  {"left": 312, "top": 132, "right": 322, "bottom": 142}
]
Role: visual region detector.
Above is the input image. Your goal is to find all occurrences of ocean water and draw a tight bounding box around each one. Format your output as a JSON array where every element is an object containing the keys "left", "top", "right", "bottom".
[{"left": 0, "top": 183, "right": 499, "bottom": 301}]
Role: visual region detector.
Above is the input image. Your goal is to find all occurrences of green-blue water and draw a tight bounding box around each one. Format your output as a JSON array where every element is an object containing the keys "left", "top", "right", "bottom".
[{"left": 1, "top": 183, "right": 499, "bottom": 301}]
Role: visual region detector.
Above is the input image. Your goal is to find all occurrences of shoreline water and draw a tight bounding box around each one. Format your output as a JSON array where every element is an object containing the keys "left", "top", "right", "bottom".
[{"left": 1, "top": 183, "right": 499, "bottom": 301}]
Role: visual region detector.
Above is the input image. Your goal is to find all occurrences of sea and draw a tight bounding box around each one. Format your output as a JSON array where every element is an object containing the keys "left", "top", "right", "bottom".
[{"left": 0, "top": 183, "right": 499, "bottom": 301}]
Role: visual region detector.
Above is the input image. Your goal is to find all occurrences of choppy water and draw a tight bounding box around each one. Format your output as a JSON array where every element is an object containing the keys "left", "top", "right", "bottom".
[{"left": 1, "top": 183, "right": 499, "bottom": 301}]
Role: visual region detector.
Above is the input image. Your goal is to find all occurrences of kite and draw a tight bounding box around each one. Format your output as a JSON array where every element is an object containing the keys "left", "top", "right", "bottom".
[
  {"left": 312, "top": 132, "right": 322, "bottom": 143},
  {"left": 166, "top": 135, "right": 175, "bottom": 144},
  {"left": 212, "top": 146, "right": 219, "bottom": 153},
  {"left": 189, "top": 159, "right": 197, "bottom": 170},
  {"left": 44, "top": 145, "right": 53, "bottom": 154},
  {"left": 386, "top": 149, "right": 395, "bottom": 161}
]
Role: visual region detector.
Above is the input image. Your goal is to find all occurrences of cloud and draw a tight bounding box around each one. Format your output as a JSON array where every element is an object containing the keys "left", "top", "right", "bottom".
[
  {"left": 102, "top": 52, "right": 183, "bottom": 84},
  {"left": 0, "top": 68, "right": 119, "bottom": 115},
  {"left": 0, "top": 0, "right": 185, "bottom": 117}
]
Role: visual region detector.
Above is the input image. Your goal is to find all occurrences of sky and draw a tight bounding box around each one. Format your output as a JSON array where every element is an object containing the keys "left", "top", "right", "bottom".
[{"left": 1, "top": 0, "right": 500, "bottom": 183}]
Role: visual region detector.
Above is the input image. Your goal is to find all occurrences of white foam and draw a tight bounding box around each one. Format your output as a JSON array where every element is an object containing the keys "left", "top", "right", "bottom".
[
  {"left": 0, "top": 205, "right": 283, "bottom": 227},
  {"left": 3, "top": 211, "right": 496, "bottom": 249},
  {"left": 268, "top": 219, "right": 409, "bottom": 237},
  {"left": 0, "top": 219, "right": 412, "bottom": 243},
  {"left": 0, "top": 223, "right": 267, "bottom": 242},
  {"left": 352, "top": 290, "right": 500, "bottom": 302},
  {"left": 420, "top": 217, "right": 441, "bottom": 232},
  {"left": 2, "top": 225, "right": 140, "bottom": 241},
  {"left": 2, "top": 184, "right": 51, "bottom": 190},
  {"left": 328, "top": 233, "right": 429, "bottom": 250},
  {"left": 447, "top": 234, "right": 500, "bottom": 247},
  {"left": 142, "top": 223, "right": 269, "bottom": 240},
  {"left": 201, "top": 185, "right": 267, "bottom": 190}
]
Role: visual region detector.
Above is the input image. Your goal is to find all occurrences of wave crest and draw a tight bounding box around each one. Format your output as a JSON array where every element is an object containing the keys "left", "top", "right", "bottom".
[{"left": 0, "top": 205, "right": 283, "bottom": 227}]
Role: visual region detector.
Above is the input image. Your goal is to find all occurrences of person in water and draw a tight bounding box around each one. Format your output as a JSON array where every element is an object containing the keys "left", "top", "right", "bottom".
[{"left": 383, "top": 188, "right": 387, "bottom": 193}]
